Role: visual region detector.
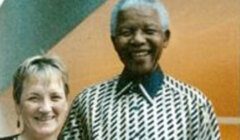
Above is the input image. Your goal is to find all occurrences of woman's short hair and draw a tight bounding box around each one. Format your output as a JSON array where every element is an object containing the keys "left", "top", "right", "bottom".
[
  {"left": 110, "top": 0, "right": 169, "bottom": 36},
  {"left": 13, "top": 54, "right": 69, "bottom": 104}
]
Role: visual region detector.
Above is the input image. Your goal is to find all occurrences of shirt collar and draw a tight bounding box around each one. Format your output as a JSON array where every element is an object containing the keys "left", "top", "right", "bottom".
[{"left": 116, "top": 66, "right": 164, "bottom": 104}]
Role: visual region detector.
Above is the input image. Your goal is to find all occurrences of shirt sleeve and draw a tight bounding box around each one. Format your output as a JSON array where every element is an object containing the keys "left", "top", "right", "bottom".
[
  {"left": 58, "top": 92, "right": 86, "bottom": 140},
  {"left": 198, "top": 100, "right": 221, "bottom": 140}
]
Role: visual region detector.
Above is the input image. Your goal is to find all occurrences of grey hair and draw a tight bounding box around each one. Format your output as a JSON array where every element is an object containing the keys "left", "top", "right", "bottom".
[
  {"left": 110, "top": 0, "right": 169, "bottom": 37},
  {"left": 13, "top": 54, "right": 69, "bottom": 104}
]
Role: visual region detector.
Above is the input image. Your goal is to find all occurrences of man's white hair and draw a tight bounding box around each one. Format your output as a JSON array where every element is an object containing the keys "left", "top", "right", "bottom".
[{"left": 110, "top": 0, "right": 169, "bottom": 36}]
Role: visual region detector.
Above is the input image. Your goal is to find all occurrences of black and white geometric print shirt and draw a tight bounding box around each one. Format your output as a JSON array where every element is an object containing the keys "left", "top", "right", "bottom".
[{"left": 59, "top": 70, "right": 220, "bottom": 140}]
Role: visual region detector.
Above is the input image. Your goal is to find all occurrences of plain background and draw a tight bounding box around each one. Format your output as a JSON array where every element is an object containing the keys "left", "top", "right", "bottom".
[{"left": 0, "top": 0, "right": 239, "bottom": 139}]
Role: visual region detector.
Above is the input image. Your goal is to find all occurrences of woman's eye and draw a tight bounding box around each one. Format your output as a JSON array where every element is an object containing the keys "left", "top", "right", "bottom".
[
  {"left": 28, "top": 96, "right": 39, "bottom": 102},
  {"left": 51, "top": 95, "right": 62, "bottom": 101}
]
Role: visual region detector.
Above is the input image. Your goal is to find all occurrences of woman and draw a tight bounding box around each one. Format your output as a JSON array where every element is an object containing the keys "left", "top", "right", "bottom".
[{"left": 0, "top": 54, "right": 69, "bottom": 140}]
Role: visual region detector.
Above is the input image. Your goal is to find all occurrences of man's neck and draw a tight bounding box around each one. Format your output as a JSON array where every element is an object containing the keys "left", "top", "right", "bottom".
[
  {"left": 122, "top": 66, "right": 161, "bottom": 81},
  {"left": 117, "top": 65, "right": 164, "bottom": 98}
]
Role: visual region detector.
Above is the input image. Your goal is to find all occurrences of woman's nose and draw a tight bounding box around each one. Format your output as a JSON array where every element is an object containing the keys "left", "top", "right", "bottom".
[{"left": 38, "top": 100, "right": 52, "bottom": 113}]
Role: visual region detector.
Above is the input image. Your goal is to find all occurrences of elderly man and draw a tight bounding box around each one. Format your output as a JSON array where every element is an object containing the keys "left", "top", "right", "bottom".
[{"left": 59, "top": 0, "right": 220, "bottom": 139}]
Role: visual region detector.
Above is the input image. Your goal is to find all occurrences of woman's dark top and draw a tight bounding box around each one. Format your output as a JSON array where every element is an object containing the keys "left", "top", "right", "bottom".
[{"left": 0, "top": 134, "right": 19, "bottom": 140}]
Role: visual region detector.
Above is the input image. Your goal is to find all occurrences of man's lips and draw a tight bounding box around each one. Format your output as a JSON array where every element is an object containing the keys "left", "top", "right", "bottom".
[{"left": 130, "top": 50, "right": 151, "bottom": 58}]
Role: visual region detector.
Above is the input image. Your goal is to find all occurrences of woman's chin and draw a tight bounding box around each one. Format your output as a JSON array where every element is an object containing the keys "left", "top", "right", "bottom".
[{"left": 34, "top": 127, "right": 57, "bottom": 137}]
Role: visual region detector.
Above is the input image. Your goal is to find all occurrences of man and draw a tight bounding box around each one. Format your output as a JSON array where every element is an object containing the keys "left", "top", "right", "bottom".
[{"left": 59, "top": 0, "right": 220, "bottom": 139}]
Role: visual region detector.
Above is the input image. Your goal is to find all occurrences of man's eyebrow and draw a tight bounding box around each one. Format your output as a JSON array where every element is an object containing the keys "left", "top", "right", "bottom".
[
  {"left": 145, "top": 23, "right": 159, "bottom": 27},
  {"left": 118, "top": 24, "right": 132, "bottom": 28}
]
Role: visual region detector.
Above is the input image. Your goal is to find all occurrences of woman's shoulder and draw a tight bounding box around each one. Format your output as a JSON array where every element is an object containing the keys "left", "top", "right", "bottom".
[{"left": 0, "top": 134, "right": 19, "bottom": 140}]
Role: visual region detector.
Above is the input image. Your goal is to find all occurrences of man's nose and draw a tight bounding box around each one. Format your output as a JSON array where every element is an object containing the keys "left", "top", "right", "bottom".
[{"left": 130, "top": 30, "right": 146, "bottom": 46}]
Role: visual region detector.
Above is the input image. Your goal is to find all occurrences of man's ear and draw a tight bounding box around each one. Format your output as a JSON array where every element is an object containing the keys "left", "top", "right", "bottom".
[
  {"left": 163, "top": 30, "right": 171, "bottom": 48},
  {"left": 111, "top": 36, "right": 118, "bottom": 51}
]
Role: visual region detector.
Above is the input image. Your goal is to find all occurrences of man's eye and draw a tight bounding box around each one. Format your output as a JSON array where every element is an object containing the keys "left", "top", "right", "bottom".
[
  {"left": 118, "top": 29, "right": 132, "bottom": 36},
  {"left": 145, "top": 29, "right": 158, "bottom": 35}
]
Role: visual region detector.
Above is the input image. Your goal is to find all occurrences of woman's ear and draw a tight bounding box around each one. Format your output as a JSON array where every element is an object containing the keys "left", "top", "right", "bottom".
[
  {"left": 15, "top": 104, "right": 22, "bottom": 128},
  {"left": 15, "top": 104, "right": 21, "bottom": 116}
]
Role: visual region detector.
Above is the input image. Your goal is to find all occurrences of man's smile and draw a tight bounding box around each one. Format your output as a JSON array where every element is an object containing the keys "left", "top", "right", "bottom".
[{"left": 128, "top": 49, "right": 151, "bottom": 62}]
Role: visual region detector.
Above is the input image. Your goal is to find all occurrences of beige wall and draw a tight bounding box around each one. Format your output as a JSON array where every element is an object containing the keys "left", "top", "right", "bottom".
[{"left": 0, "top": 0, "right": 239, "bottom": 139}]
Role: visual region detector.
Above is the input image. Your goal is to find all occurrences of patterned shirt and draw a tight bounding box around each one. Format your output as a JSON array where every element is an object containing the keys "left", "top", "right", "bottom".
[{"left": 59, "top": 70, "right": 220, "bottom": 140}]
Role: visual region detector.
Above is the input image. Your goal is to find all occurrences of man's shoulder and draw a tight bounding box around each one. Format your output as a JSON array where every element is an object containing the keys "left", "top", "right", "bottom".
[
  {"left": 70, "top": 76, "right": 120, "bottom": 108},
  {"left": 164, "top": 74, "right": 209, "bottom": 104},
  {"left": 77, "top": 75, "right": 120, "bottom": 97},
  {"left": 164, "top": 74, "right": 200, "bottom": 92}
]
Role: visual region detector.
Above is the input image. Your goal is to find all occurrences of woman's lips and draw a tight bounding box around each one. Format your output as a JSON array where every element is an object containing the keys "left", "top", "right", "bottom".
[{"left": 34, "top": 116, "right": 55, "bottom": 122}]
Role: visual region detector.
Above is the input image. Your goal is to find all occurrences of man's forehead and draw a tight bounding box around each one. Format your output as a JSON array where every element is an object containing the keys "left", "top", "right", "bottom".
[
  {"left": 120, "top": 5, "right": 158, "bottom": 16},
  {"left": 117, "top": 7, "right": 160, "bottom": 25}
]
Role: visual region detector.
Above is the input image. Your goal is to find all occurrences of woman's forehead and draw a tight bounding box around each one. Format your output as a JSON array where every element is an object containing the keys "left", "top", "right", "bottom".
[{"left": 24, "top": 70, "right": 63, "bottom": 86}]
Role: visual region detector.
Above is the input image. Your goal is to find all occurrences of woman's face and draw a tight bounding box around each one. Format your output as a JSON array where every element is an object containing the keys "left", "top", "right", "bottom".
[{"left": 16, "top": 72, "right": 68, "bottom": 138}]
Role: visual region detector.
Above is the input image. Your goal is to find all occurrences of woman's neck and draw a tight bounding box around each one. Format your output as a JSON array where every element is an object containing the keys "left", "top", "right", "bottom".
[{"left": 18, "top": 131, "right": 58, "bottom": 140}]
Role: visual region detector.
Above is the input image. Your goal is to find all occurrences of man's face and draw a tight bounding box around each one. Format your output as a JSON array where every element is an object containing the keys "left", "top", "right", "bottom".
[{"left": 112, "top": 6, "right": 169, "bottom": 76}]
